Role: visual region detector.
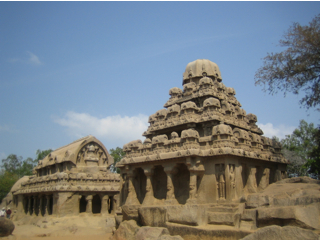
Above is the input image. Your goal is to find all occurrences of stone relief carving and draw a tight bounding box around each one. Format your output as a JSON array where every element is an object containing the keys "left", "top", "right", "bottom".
[
  {"left": 229, "top": 164, "right": 236, "bottom": 200},
  {"left": 216, "top": 164, "right": 226, "bottom": 200}
]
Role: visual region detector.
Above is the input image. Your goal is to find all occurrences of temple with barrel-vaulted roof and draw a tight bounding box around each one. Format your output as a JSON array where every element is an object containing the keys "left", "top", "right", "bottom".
[{"left": 11, "top": 135, "right": 120, "bottom": 219}]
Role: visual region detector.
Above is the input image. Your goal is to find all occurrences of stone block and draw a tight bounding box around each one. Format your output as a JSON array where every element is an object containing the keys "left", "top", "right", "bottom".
[
  {"left": 135, "top": 226, "right": 169, "bottom": 240},
  {"left": 241, "top": 209, "right": 256, "bottom": 221},
  {"left": 240, "top": 225, "right": 319, "bottom": 240},
  {"left": 207, "top": 212, "right": 240, "bottom": 227},
  {"left": 138, "top": 206, "right": 167, "bottom": 227},
  {"left": 112, "top": 220, "right": 140, "bottom": 240},
  {"left": 166, "top": 205, "right": 206, "bottom": 226},
  {"left": 246, "top": 194, "right": 269, "bottom": 208},
  {"left": 257, "top": 204, "right": 320, "bottom": 230}
]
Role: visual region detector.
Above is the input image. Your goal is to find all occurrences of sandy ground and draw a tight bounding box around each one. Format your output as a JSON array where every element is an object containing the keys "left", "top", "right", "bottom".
[{"left": 2, "top": 214, "right": 114, "bottom": 240}]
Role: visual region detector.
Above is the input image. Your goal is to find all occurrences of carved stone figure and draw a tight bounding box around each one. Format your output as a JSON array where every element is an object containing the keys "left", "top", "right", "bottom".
[
  {"left": 245, "top": 167, "right": 258, "bottom": 193},
  {"left": 259, "top": 168, "right": 270, "bottom": 190},
  {"left": 217, "top": 164, "right": 226, "bottom": 200},
  {"left": 229, "top": 165, "right": 236, "bottom": 200}
]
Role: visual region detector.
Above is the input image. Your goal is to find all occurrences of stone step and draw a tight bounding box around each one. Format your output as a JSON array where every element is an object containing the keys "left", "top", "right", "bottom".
[
  {"left": 209, "top": 203, "right": 240, "bottom": 208},
  {"left": 240, "top": 220, "right": 256, "bottom": 230},
  {"left": 207, "top": 212, "right": 240, "bottom": 227},
  {"left": 207, "top": 207, "right": 238, "bottom": 213}
]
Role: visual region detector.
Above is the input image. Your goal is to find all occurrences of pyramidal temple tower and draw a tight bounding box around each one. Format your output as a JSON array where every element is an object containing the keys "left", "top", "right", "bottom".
[{"left": 116, "top": 59, "right": 288, "bottom": 227}]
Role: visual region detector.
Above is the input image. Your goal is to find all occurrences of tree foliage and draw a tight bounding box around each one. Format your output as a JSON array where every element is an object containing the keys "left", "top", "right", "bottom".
[
  {"left": 109, "top": 147, "right": 125, "bottom": 173},
  {"left": 305, "top": 127, "right": 320, "bottom": 178},
  {"left": 1, "top": 154, "right": 35, "bottom": 178},
  {"left": 0, "top": 170, "right": 19, "bottom": 203},
  {"left": 0, "top": 149, "right": 53, "bottom": 203},
  {"left": 255, "top": 14, "right": 320, "bottom": 109},
  {"left": 35, "top": 149, "right": 53, "bottom": 162},
  {"left": 280, "top": 120, "right": 318, "bottom": 177}
]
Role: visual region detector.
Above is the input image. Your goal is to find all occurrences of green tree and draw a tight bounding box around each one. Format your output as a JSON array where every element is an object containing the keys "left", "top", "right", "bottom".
[
  {"left": 0, "top": 149, "right": 53, "bottom": 204},
  {"left": 2, "top": 154, "right": 23, "bottom": 177},
  {"left": 109, "top": 147, "right": 125, "bottom": 173},
  {"left": 0, "top": 170, "right": 19, "bottom": 203},
  {"left": 35, "top": 149, "right": 53, "bottom": 162},
  {"left": 255, "top": 14, "right": 320, "bottom": 109},
  {"left": 305, "top": 127, "right": 320, "bottom": 179},
  {"left": 281, "top": 120, "right": 318, "bottom": 177},
  {"left": 1, "top": 154, "right": 36, "bottom": 178}
]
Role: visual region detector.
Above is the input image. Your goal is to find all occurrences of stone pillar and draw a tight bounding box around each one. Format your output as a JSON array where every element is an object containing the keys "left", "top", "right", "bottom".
[
  {"left": 235, "top": 164, "right": 244, "bottom": 200},
  {"left": 142, "top": 168, "right": 156, "bottom": 205},
  {"left": 229, "top": 165, "right": 236, "bottom": 200},
  {"left": 187, "top": 171, "right": 198, "bottom": 204},
  {"left": 17, "top": 195, "right": 24, "bottom": 213},
  {"left": 164, "top": 167, "right": 178, "bottom": 205},
  {"left": 45, "top": 195, "right": 50, "bottom": 215},
  {"left": 86, "top": 195, "right": 93, "bottom": 213},
  {"left": 245, "top": 167, "right": 258, "bottom": 193},
  {"left": 39, "top": 195, "right": 43, "bottom": 216},
  {"left": 28, "top": 196, "right": 32, "bottom": 215},
  {"left": 274, "top": 169, "right": 282, "bottom": 182},
  {"left": 33, "top": 195, "right": 37, "bottom": 215},
  {"left": 124, "top": 172, "right": 140, "bottom": 205},
  {"left": 101, "top": 195, "right": 109, "bottom": 214},
  {"left": 186, "top": 158, "right": 205, "bottom": 204}
]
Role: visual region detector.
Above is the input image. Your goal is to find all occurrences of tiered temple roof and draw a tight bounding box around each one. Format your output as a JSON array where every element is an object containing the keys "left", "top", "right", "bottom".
[{"left": 117, "top": 59, "right": 287, "bottom": 168}]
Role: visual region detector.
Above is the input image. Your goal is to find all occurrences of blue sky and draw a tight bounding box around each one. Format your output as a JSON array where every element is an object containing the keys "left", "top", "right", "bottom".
[{"left": 0, "top": 2, "right": 319, "bottom": 161}]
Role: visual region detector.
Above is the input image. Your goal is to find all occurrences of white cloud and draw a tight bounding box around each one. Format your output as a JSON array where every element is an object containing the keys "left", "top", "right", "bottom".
[
  {"left": 8, "top": 51, "right": 42, "bottom": 65},
  {"left": 27, "top": 51, "right": 42, "bottom": 65},
  {"left": 257, "top": 123, "right": 296, "bottom": 140},
  {"left": 53, "top": 111, "right": 148, "bottom": 148}
]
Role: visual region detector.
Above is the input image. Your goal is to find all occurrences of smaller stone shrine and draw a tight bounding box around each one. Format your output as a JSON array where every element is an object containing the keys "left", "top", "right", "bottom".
[
  {"left": 10, "top": 135, "right": 120, "bottom": 219},
  {"left": 116, "top": 59, "right": 289, "bottom": 233}
]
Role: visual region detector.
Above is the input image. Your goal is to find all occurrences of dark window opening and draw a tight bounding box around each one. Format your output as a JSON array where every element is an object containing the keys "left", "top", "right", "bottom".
[{"left": 79, "top": 195, "right": 87, "bottom": 213}]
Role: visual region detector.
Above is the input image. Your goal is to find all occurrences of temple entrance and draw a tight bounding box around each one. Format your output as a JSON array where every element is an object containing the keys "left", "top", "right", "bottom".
[
  {"left": 29, "top": 197, "right": 34, "bottom": 215},
  {"left": 92, "top": 194, "right": 101, "bottom": 214},
  {"left": 48, "top": 195, "right": 53, "bottom": 215},
  {"left": 35, "top": 197, "right": 40, "bottom": 216},
  {"left": 108, "top": 196, "right": 113, "bottom": 214},
  {"left": 23, "top": 196, "right": 28, "bottom": 214},
  {"left": 172, "top": 164, "right": 190, "bottom": 204},
  {"left": 153, "top": 165, "right": 167, "bottom": 200},
  {"left": 41, "top": 196, "right": 46, "bottom": 216},
  {"left": 79, "top": 195, "right": 87, "bottom": 213},
  {"left": 134, "top": 168, "right": 146, "bottom": 204}
]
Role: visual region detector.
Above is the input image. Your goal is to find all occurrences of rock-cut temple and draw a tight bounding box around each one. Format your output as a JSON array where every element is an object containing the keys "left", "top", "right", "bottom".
[
  {"left": 116, "top": 59, "right": 288, "bottom": 229},
  {"left": 10, "top": 135, "right": 120, "bottom": 218}
]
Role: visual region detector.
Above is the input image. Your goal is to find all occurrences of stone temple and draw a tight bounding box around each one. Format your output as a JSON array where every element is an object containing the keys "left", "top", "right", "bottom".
[
  {"left": 116, "top": 59, "right": 288, "bottom": 232},
  {"left": 10, "top": 135, "right": 120, "bottom": 219}
]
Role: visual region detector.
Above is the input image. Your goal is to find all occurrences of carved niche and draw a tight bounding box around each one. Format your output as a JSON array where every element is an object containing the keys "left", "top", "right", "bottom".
[{"left": 76, "top": 143, "right": 108, "bottom": 166}]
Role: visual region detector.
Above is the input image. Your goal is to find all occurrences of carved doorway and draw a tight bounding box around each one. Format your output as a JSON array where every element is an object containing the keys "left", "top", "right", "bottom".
[
  {"left": 23, "top": 196, "right": 28, "bottom": 214},
  {"left": 48, "top": 195, "right": 53, "bottom": 215},
  {"left": 92, "top": 194, "right": 101, "bottom": 214},
  {"left": 134, "top": 168, "right": 146, "bottom": 204},
  {"left": 79, "top": 195, "right": 87, "bottom": 213},
  {"left": 108, "top": 196, "right": 113, "bottom": 214},
  {"left": 172, "top": 164, "right": 190, "bottom": 204},
  {"left": 153, "top": 165, "right": 167, "bottom": 200}
]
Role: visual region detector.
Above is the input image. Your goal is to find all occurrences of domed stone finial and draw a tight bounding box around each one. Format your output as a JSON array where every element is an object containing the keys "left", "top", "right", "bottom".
[{"left": 183, "top": 59, "right": 222, "bottom": 85}]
